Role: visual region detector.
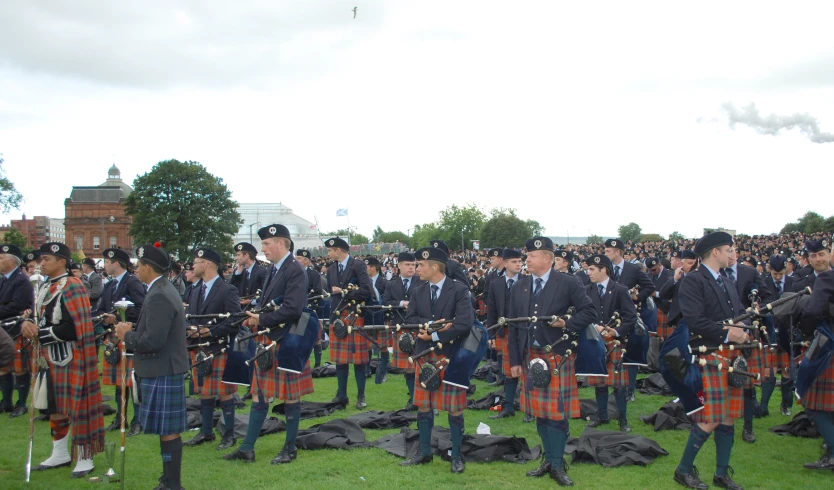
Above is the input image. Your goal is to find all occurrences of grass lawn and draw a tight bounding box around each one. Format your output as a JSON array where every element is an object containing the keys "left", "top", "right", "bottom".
[{"left": 0, "top": 352, "right": 830, "bottom": 490}]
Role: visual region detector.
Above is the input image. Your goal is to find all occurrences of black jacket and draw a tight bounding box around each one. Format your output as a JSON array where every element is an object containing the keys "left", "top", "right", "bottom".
[
  {"left": 586, "top": 280, "right": 637, "bottom": 339},
  {"left": 185, "top": 276, "right": 241, "bottom": 353},
  {"left": 405, "top": 278, "right": 473, "bottom": 358},
  {"left": 679, "top": 266, "right": 746, "bottom": 351},
  {"left": 0, "top": 267, "right": 34, "bottom": 323},
  {"left": 325, "top": 256, "right": 373, "bottom": 321}
]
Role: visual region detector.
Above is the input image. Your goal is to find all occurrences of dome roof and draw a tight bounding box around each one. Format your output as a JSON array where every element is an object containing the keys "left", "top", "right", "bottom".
[
  {"left": 99, "top": 164, "right": 132, "bottom": 198},
  {"left": 108, "top": 164, "right": 121, "bottom": 177}
]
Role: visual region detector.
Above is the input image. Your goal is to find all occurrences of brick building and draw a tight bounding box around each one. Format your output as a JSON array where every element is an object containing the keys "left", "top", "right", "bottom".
[{"left": 3, "top": 214, "right": 65, "bottom": 248}]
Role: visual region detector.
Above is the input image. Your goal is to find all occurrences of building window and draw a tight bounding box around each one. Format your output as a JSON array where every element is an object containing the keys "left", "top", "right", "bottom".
[
  {"left": 110, "top": 236, "right": 117, "bottom": 247},
  {"left": 93, "top": 236, "right": 100, "bottom": 250}
]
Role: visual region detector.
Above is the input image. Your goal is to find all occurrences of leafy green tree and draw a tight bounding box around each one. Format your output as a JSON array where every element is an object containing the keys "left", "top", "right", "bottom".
[
  {"left": 668, "top": 231, "right": 685, "bottom": 242},
  {"left": 480, "top": 209, "right": 534, "bottom": 248},
  {"left": 780, "top": 222, "right": 802, "bottom": 234},
  {"left": 525, "top": 219, "right": 544, "bottom": 237},
  {"left": 586, "top": 234, "right": 604, "bottom": 245},
  {"left": 436, "top": 204, "right": 486, "bottom": 251},
  {"left": 0, "top": 154, "right": 23, "bottom": 214},
  {"left": 824, "top": 216, "right": 834, "bottom": 233},
  {"left": 3, "top": 226, "right": 28, "bottom": 249},
  {"left": 410, "top": 223, "right": 440, "bottom": 249},
  {"left": 639, "top": 233, "right": 664, "bottom": 242},
  {"left": 371, "top": 226, "right": 409, "bottom": 245},
  {"left": 326, "top": 229, "right": 369, "bottom": 245},
  {"left": 124, "top": 160, "right": 242, "bottom": 260},
  {"left": 617, "top": 222, "right": 642, "bottom": 243},
  {"left": 781, "top": 211, "right": 829, "bottom": 234}
]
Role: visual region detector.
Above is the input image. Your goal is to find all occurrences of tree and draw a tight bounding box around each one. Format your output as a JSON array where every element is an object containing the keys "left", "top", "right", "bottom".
[
  {"left": 781, "top": 211, "right": 830, "bottom": 234},
  {"left": 371, "top": 226, "right": 409, "bottom": 245},
  {"left": 3, "top": 226, "right": 28, "bottom": 249},
  {"left": 586, "top": 234, "right": 604, "bottom": 245},
  {"left": 124, "top": 160, "right": 242, "bottom": 260},
  {"left": 617, "top": 222, "right": 642, "bottom": 243},
  {"left": 436, "top": 204, "right": 487, "bottom": 251},
  {"left": 825, "top": 216, "right": 834, "bottom": 233},
  {"left": 0, "top": 154, "right": 23, "bottom": 214},
  {"left": 326, "top": 229, "right": 369, "bottom": 245},
  {"left": 410, "top": 223, "right": 440, "bottom": 249},
  {"left": 780, "top": 222, "right": 802, "bottom": 234},
  {"left": 480, "top": 209, "right": 537, "bottom": 248},
  {"left": 639, "top": 233, "right": 664, "bottom": 242},
  {"left": 668, "top": 231, "right": 685, "bottom": 242}
]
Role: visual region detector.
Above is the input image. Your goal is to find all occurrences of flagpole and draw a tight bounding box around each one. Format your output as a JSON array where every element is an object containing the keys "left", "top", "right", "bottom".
[{"left": 347, "top": 209, "right": 351, "bottom": 247}]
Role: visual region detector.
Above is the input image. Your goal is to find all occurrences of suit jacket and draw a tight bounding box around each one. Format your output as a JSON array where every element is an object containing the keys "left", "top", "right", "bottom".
[
  {"left": 0, "top": 267, "right": 34, "bottom": 322},
  {"left": 169, "top": 275, "right": 186, "bottom": 298},
  {"left": 486, "top": 274, "right": 516, "bottom": 338},
  {"left": 325, "top": 256, "right": 373, "bottom": 321},
  {"left": 650, "top": 267, "right": 675, "bottom": 313},
  {"left": 507, "top": 272, "right": 598, "bottom": 367},
  {"left": 257, "top": 254, "right": 309, "bottom": 331},
  {"left": 185, "top": 276, "right": 241, "bottom": 352},
  {"left": 230, "top": 263, "right": 268, "bottom": 299},
  {"left": 482, "top": 268, "right": 505, "bottom": 298},
  {"left": 729, "top": 263, "right": 773, "bottom": 309},
  {"left": 572, "top": 270, "right": 591, "bottom": 286},
  {"left": 369, "top": 274, "right": 387, "bottom": 305},
  {"left": 763, "top": 274, "right": 794, "bottom": 299},
  {"left": 405, "top": 278, "right": 473, "bottom": 358},
  {"left": 586, "top": 281, "right": 637, "bottom": 338},
  {"left": 799, "top": 270, "right": 834, "bottom": 335},
  {"left": 611, "top": 261, "right": 656, "bottom": 303},
  {"left": 382, "top": 274, "right": 424, "bottom": 324},
  {"left": 94, "top": 271, "right": 145, "bottom": 324},
  {"left": 86, "top": 271, "right": 103, "bottom": 303},
  {"left": 659, "top": 276, "right": 683, "bottom": 325},
  {"left": 125, "top": 276, "right": 188, "bottom": 377},
  {"left": 446, "top": 260, "right": 471, "bottom": 288},
  {"left": 679, "top": 266, "right": 745, "bottom": 350}
]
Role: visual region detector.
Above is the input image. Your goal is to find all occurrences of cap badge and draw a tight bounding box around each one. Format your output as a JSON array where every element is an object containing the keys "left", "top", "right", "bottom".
[
  {"left": 534, "top": 240, "right": 542, "bottom": 249},
  {"left": 269, "top": 226, "right": 277, "bottom": 235},
  {"left": 422, "top": 251, "right": 430, "bottom": 259},
  {"left": 137, "top": 247, "right": 145, "bottom": 258},
  {"left": 197, "top": 250, "right": 204, "bottom": 257},
  {"left": 50, "top": 244, "right": 59, "bottom": 253}
]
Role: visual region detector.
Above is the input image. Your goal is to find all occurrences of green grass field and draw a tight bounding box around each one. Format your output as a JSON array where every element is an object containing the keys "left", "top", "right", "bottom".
[{"left": 1, "top": 354, "right": 830, "bottom": 490}]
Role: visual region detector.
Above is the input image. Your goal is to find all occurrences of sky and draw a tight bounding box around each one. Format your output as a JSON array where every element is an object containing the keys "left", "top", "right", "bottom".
[{"left": 1, "top": 1, "right": 832, "bottom": 240}]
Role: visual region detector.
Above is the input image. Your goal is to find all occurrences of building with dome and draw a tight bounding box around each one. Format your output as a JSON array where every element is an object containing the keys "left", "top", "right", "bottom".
[{"left": 64, "top": 164, "right": 134, "bottom": 258}]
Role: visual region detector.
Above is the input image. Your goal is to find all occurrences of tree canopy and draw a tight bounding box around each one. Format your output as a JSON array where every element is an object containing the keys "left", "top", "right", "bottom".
[
  {"left": 0, "top": 154, "right": 23, "bottom": 214},
  {"left": 371, "top": 226, "right": 409, "bottom": 245},
  {"left": 325, "top": 229, "right": 370, "bottom": 245},
  {"left": 3, "top": 226, "right": 28, "bottom": 250},
  {"left": 780, "top": 211, "right": 834, "bottom": 234},
  {"left": 480, "top": 208, "right": 543, "bottom": 248},
  {"left": 617, "top": 222, "right": 643, "bottom": 243}
]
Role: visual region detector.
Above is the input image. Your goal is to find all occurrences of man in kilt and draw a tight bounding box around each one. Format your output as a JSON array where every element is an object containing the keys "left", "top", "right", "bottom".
[
  {"left": 0, "top": 244, "right": 35, "bottom": 418},
  {"left": 115, "top": 243, "right": 189, "bottom": 490},
  {"left": 364, "top": 257, "right": 389, "bottom": 382},
  {"left": 225, "top": 224, "right": 312, "bottom": 464},
  {"left": 21, "top": 242, "right": 104, "bottom": 479},
  {"left": 183, "top": 247, "right": 241, "bottom": 450},
  {"left": 507, "top": 236, "right": 597, "bottom": 486},
  {"left": 230, "top": 242, "right": 267, "bottom": 306},
  {"left": 399, "top": 246, "right": 473, "bottom": 473},
  {"left": 488, "top": 248, "right": 523, "bottom": 420},
  {"left": 95, "top": 247, "right": 145, "bottom": 435},
  {"left": 759, "top": 255, "right": 796, "bottom": 417},
  {"left": 584, "top": 254, "right": 638, "bottom": 433},
  {"left": 674, "top": 232, "right": 750, "bottom": 490},
  {"left": 296, "top": 248, "right": 328, "bottom": 368},
  {"left": 382, "top": 251, "right": 424, "bottom": 410},
  {"left": 324, "top": 237, "right": 373, "bottom": 409},
  {"left": 797, "top": 238, "right": 834, "bottom": 470}
]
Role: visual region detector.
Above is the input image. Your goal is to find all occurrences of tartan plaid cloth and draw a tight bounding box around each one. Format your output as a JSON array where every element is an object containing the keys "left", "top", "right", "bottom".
[
  {"left": 39, "top": 276, "right": 104, "bottom": 460},
  {"left": 329, "top": 317, "right": 371, "bottom": 365},
  {"left": 252, "top": 347, "right": 313, "bottom": 401},
  {"left": 588, "top": 343, "right": 629, "bottom": 388},
  {"left": 656, "top": 309, "right": 672, "bottom": 339},
  {"left": 523, "top": 346, "right": 580, "bottom": 420},
  {"left": 102, "top": 349, "right": 135, "bottom": 387},
  {"left": 801, "top": 355, "right": 834, "bottom": 412},
  {"left": 13, "top": 336, "right": 32, "bottom": 375},
  {"left": 190, "top": 351, "right": 236, "bottom": 396},
  {"left": 766, "top": 349, "right": 790, "bottom": 372},
  {"left": 496, "top": 331, "right": 512, "bottom": 376},
  {"left": 138, "top": 373, "right": 187, "bottom": 436},
  {"left": 744, "top": 348, "right": 764, "bottom": 387},
  {"left": 413, "top": 351, "right": 467, "bottom": 413},
  {"left": 391, "top": 332, "right": 414, "bottom": 370},
  {"left": 690, "top": 354, "right": 743, "bottom": 424}
]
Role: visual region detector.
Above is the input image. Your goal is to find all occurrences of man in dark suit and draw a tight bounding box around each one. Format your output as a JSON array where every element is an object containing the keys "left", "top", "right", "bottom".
[
  {"left": 230, "top": 242, "right": 267, "bottom": 307},
  {"left": 296, "top": 249, "right": 328, "bottom": 367},
  {"left": 364, "top": 256, "right": 389, "bottom": 381},
  {"left": 584, "top": 254, "right": 637, "bottom": 433},
  {"left": 115, "top": 244, "right": 188, "bottom": 490},
  {"left": 554, "top": 249, "right": 589, "bottom": 285},
  {"left": 183, "top": 248, "right": 242, "bottom": 450},
  {"left": 429, "top": 239, "right": 471, "bottom": 286},
  {"left": 673, "top": 232, "right": 749, "bottom": 490},
  {"left": 658, "top": 250, "right": 699, "bottom": 333},
  {"left": 487, "top": 248, "right": 523, "bottom": 420},
  {"left": 399, "top": 246, "right": 473, "bottom": 474},
  {"left": 759, "top": 255, "right": 796, "bottom": 418},
  {"left": 81, "top": 258, "right": 103, "bottom": 305},
  {"left": 324, "top": 237, "right": 373, "bottom": 409},
  {"left": 0, "top": 244, "right": 35, "bottom": 417},
  {"left": 482, "top": 248, "right": 505, "bottom": 298},
  {"left": 95, "top": 248, "right": 146, "bottom": 434}
]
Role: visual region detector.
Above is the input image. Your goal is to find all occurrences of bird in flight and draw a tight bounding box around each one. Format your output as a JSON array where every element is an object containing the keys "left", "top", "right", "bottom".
[{"left": 353, "top": 6, "right": 357, "bottom": 18}]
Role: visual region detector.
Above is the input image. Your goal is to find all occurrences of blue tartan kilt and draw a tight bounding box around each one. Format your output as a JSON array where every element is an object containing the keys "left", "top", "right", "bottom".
[{"left": 138, "top": 374, "right": 187, "bottom": 436}]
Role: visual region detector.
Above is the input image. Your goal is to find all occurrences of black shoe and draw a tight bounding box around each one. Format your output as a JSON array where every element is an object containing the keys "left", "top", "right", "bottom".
[
  {"left": 619, "top": 417, "right": 632, "bottom": 433},
  {"left": 71, "top": 467, "right": 95, "bottom": 478},
  {"left": 400, "top": 454, "right": 433, "bottom": 466},
  {"left": 713, "top": 469, "right": 744, "bottom": 490},
  {"left": 271, "top": 446, "right": 297, "bottom": 464},
  {"left": 356, "top": 396, "right": 367, "bottom": 410},
  {"left": 759, "top": 409, "right": 770, "bottom": 418},
  {"left": 490, "top": 410, "right": 516, "bottom": 420},
  {"left": 803, "top": 452, "right": 834, "bottom": 470},
  {"left": 127, "top": 423, "right": 142, "bottom": 437},
  {"left": 184, "top": 432, "right": 216, "bottom": 447},
  {"left": 35, "top": 413, "right": 49, "bottom": 421},
  {"left": 223, "top": 448, "right": 255, "bottom": 463},
  {"left": 33, "top": 461, "right": 72, "bottom": 471},
  {"left": 523, "top": 413, "right": 535, "bottom": 423},
  {"left": 526, "top": 458, "right": 551, "bottom": 477},
  {"left": 0, "top": 404, "right": 13, "bottom": 413},
  {"left": 331, "top": 396, "right": 349, "bottom": 405},
  {"left": 674, "top": 466, "right": 708, "bottom": 490},
  {"left": 488, "top": 378, "right": 505, "bottom": 387},
  {"left": 550, "top": 465, "right": 574, "bottom": 486},
  {"left": 404, "top": 402, "right": 418, "bottom": 412},
  {"left": 587, "top": 418, "right": 610, "bottom": 428},
  {"left": 450, "top": 457, "right": 465, "bottom": 474},
  {"left": 217, "top": 433, "right": 236, "bottom": 450},
  {"left": 10, "top": 405, "right": 27, "bottom": 418},
  {"left": 104, "top": 417, "right": 121, "bottom": 432},
  {"left": 780, "top": 405, "right": 791, "bottom": 417},
  {"left": 742, "top": 427, "right": 756, "bottom": 443}
]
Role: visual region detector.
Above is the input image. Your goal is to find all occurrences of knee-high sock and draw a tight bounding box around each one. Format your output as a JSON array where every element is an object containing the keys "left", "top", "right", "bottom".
[
  {"left": 417, "top": 410, "right": 434, "bottom": 456},
  {"left": 14, "top": 372, "right": 30, "bottom": 407},
  {"left": 239, "top": 399, "right": 269, "bottom": 452},
  {"left": 220, "top": 398, "right": 236, "bottom": 437},
  {"left": 627, "top": 365, "right": 638, "bottom": 395},
  {"left": 496, "top": 354, "right": 504, "bottom": 378},
  {"left": 743, "top": 389, "right": 754, "bottom": 429},
  {"left": 677, "top": 424, "right": 711, "bottom": 474},
  {"left": 595, "top": 386, "right": 609, "bottom": 421},
  {"left": 0, "top": 373, "right": 13, "bottom": 406},
  {"left": 161, "top": 438, "right": 183, "bottom": 489},
  {"left": 448, "top": 414, "right": 464, "bottom": 459},
  {"left": 336, "top": 364, "right": 349, "bottom": 399},
  {"left": 808, "top": 410, "right": 834, "bottom": 449},
  {"left": 614, "top": 387, "right": 628, "bottom": 419},
  {"left": 284, "top": 402, "right": 301, "bottom": 450},
  {"left": 354, "top": 363, "right": 367, "bottom": 397},
  {"left": 404, "top": 372, "right": 415, "bottom": 400},
  {"left": 313, "top": 345, "right": 322, "bottom": 368},
  {"left": 548, "top": 420, "right": 569, "bottom": 469},
  {"left": 714, "top": 423, "right": 734, "bottom": 476},
  {"left": 375, "top": 352, "right": 389, "bottom": 385},
  {"left": 113, "top": 386, "right": 123, "bottom": 418},
  {"left": 780, "top": 377, "right": 794, "bottom": 409},
  {"left": 504, "top": 377, "right": 518, "bottom": 413},
  {"left": 536, "top": 418, "right": 550, "bottom": 463},
  {"left": 200, "top": 398, "right": 214, "bottom": 435},
  {"left": 760, "top": 375, "right": 776, "bottom": 412}
]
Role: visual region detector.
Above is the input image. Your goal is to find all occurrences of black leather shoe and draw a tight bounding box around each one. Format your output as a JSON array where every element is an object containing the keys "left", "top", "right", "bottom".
[
  {"left": 526, "top": 459, "right": 551, "bottom": 477},
  {"left": 490, "top": 410, "right": 515, "bottom": 420},
  {"left": 223, "top": 448, "right": 255, "bottom": 463},
  {"left": 35, "top": 413, "right": 49, "bottom": 421},
  {"left": 404, "top": 402, "right": 417, "bottom": 412},
  {"left": 673, "top": 466, "right": 708, "bottom": 490},
  {"left": 33, "top": 461, "right": 71, "bottom": 471},
  {"left": 450, "top": 457, "right": 465, "bottom": 474},
  {"left": 10, "top": 405, "right": 27, "bottom": 418},
  {"left": 742, "top": 427, "right": 756, "bottom": 443},
  {"left": 713, "top": 472, "right": 744, "bottom": 490},
  {"left": 780, "top": 405, "right": 791, "bottom": 417},
  {"left": 523, "top": 413, "right": 535, "bottom": 423},
  {"left": 803, "top": 452, "right": 834, "bottom": 470},
  {"left": 71, "top": 467, "right": 95, "bottom": 478},
  {"left": 104, "top": 417, "right": 122, "bottom": 431},
  {"left": 184, "top": 432, "right": 216, "bottom": 447},
  {"left": 588, "top": 418, "right": 610, "bottom": 428},
  {"left": 127, "top": 423, "right": 142, "bottom": 437},
  {"left": 550, "top": 466, "right": 574, "bottom": 486},
  {"left": 0, "top": 404, "right": 13, "bottom": 413},
  {"left": 331, "top": 396, "right": 349, "bottom": 405},
  {"left": 759, "top": 409, "right": 769, "bottom": 418},
  {"left": 399, "top": 454, "right": 433, "bottom": 466},
  {"left": 467, "top": 385, "right": 476, "bottom": 396},
  {"left": 355, "top": 396, "right": 367, "bottom": 410},
  {"left": 270, "top": 446, "right": 297, "bottom": 464},
  {"left": 217, "top": 433, "right": 237, "bottom": 450},
  {"left": 619, "top": 417, "right": 632, "bottom": 433}
]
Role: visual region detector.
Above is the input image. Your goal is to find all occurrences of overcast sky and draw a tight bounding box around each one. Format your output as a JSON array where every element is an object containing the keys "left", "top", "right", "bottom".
[{"left": 1, "top": 1, "right": 832, "bottom": 241}]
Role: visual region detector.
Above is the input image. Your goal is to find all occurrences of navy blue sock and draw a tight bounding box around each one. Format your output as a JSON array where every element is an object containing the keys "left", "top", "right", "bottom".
[
  {"left": 595, "top": 386, "right": 609, "bottom": 421},
  {"left": 375, "top": 354, "right": 389, "bottom": 385},
  {"left": 780, "top": 378, "right": 794, "bottom": 409},
  {"left": 536, "top": 417, "right": 550, "bottom": 463},
  {"left": 14, "top": 373, "right": 30, "bottom": 407},
  {"left": 808, "top": 410, "right": 834, "bottom": 449},
  {"left": 354, "top": 363, "right": 367, "bottom": 397},
  {"left": 714, "top": 423, "right": 734, "bottom": 476},
  {"left": 336, "top": 364, "right": 349, "bottom": 399},
  {"left": 405, "top": 372, "right": 415, "bottom": 400},
  {"left": 448, "top": 414, "right": 464, "bottom": 459},
  {"left": 240, "top": 399, "right": 269, "bottom": 451},
  {"left": 760, "top": 376, "right": 776, "bottom": 412},
  {"left": 0, "top": 373, "right": 13, "bottom": 407},
  {"left": 548, "top": 419, "right": 569, "bottom": 468},
  {"left": 627, "top": 365, "right": 638, "bottom": 395},
  {"left": 677, "top": 424, "right": 711, "bottom": 474},
  {"left": 503, "top": 377, "right": 518, "bottom": 413},
  {"left": 284, "top": 402, "right": 301, "bottom": 450},
  {"left": 160, "top": 437, "right": 183, "bottom": 488},
  {"left": 220, "top": 398, "right": 235, "bottom": 437},
  {"left": 417, "top": 410, "right": 434, "bottom": 456},
  {"left": 615, "top": 387, "right": 627, "bottom": 418},
  {"left": 200, "top": 398, "right": 214, "bottom": 435},
  {"left": 743, "top": 389, "right": 754, "bottom": 428}
]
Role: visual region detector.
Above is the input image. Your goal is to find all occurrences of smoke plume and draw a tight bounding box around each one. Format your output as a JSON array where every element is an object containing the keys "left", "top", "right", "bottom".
[{"left": 721, "top": 102, "right": 834, "bottom": 143}]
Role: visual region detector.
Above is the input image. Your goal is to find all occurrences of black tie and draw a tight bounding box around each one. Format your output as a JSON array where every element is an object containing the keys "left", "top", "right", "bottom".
[
  {"left": 197, "top": 283, "right": 207, "bottom": 309},
  {"left": 716, "top": 275, "right": 727, "bottom": 294},
  {"left": 507, "top": 278, "right": 515, "bottom": 291},
  {"left": 723, "top": 268, "right": 735, "bottom": 281},
  {"left": 338, "top": 263, "right": 345, "bottom": 276},
  {"left": 775, "top": 281, "right": 782, "bottom": 294},
  {"left": 613, "top": 266, "right": 621, "bottom": 282},
  {"left": 533, "top": 278, "right": 543, "bottom": 298},
  {"left": 244, "top": 268, "right": 251, "bottom": 293},
  {"left": 430, "top": 285, "right": 439, "bottom": 313},
  {"left": 598, "top": 284, "right": 604, "bottom": 298},
  {"left": 403, "top": 278, "right": 409, "bottom": 292}
]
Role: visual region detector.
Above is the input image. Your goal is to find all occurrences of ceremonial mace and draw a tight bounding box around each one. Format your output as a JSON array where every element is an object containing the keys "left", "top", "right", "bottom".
[
  {"left": 114, "top": 299, "right": 134, "bottom": 490},
  {"left": 24, "top": 269, "right": 44, "bottom": 483}
]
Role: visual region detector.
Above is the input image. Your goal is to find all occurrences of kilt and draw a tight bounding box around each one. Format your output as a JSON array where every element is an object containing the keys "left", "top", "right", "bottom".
[
  {"left": 191, "top": 351, "right": 237, "bottom": 397},
  {"left": 45, "top": 357, "right": 73, "bottom": 416},
  {"left": 413, "top": 352, "right": 467, "bottom": 413},
  {"left": 495, "top": 330, "right": 512, "bottom": 376},
  {"left": 523, "top": 347, "right": 580, "bottom": 420},
  {"left": 138, "top": 374, "right": 187, "bottom": 436},
  {"left": 102, "top": 351, "right": 134, "bottom": 387},
  {"left": 767, "top": 349, "right": 790, "bottom": 373},
  {"left": 252, "top": 348, "right": 313, "bottom": 401},
  {"left": 588, "top": 344, "right": 629, "bottom": 388},
  {"left": 690, "top": 354, "right": 743, "bottom": 424},
  {"left": 656, "top": 310, "right": 672, "bottom": 339},
  {"left": 744, "top": 349, "right": 764, "bottom": 386},
  {"left": 391, "top": 332, "right": 414, "bottom": 370},
  {"left": 14, "top": 337, "right": 32, "bottom": 375},
  {"left": 329, "top": 324, "right": 371, "bottom": 365},
  {"left": 801, "top": 358, "right": 834, "bottom": 412}
]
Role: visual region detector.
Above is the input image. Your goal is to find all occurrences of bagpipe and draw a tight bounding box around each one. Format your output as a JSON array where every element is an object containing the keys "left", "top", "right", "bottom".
[
  {"left": 796, "top": 321, "right": 834, "bottom": 401},
  {"left": 184, "top": 298, "right": 282, "bottom": 321},
  {"left": 417, "top": 320, "right": 488, "bottom": 392},
  {"left": 528, "top": 339, "right": 579, "bottom": 388},
  {"left": 486, "top": 306, "right": 576, "bottom": 334},
  {"left": 240, "top": 289, "right": 262, "bottom": 301},
  {"left": 623, "top": 285, "right": 656, "bottom": 367}
]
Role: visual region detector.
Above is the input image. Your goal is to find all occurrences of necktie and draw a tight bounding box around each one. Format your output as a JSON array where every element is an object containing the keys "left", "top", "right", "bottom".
[
  {"left": 202, "top": 283, "right": 208, "bottom": 301},
  {"left": 598, "top": 284, "right": 604, "bottom": 298},
  {"left": 507, "top": 278, "right": 515, "bottom": 291},
  {"left": 533, "top": 278, "right": 543, "bottom": 298},
  {"left": 727, "top": 268, "right": 735, "bottom": 281},
  {"left": 430, "top": 284, "right": 439, "bottom": 312},
  {"left": 613, "top": 266, "right": 621, "bottom": 282},
  {"left": 775, "top": 281, "right": 782, "bottom": 294},
  {"left": 403, "top": 278, "right": 409, "bottom": 292},
  {"left": 716, "top": 275, "right": 727, "bottom": 294},
  {"left": 338, "top": 263, "right": 345, "bottom": 276}
]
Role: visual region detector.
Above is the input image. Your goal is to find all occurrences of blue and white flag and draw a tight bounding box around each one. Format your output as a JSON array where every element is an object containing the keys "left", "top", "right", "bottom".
[{"left": 336, "top": 209, "right": 348, "bottom": 217}]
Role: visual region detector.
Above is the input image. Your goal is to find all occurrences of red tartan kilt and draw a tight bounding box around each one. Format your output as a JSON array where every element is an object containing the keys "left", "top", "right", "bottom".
[
  {"left": 588, "top": 345, "right": 629, "bottom": 388},
  {"left": 476, "top": 299, "right": 487, "bottom": 316},
  {"left": 767, "top": 350, "right": 790, "bottom": 372},
  {"left": 523, "top": 347, "right": 580, "bottom": 420},
  {"left": 495, "top": 334, "right": 512, "bottom": 375},
  {"left": 329, "top": 324, "right": 371, "bottom": 365},
  {"left": 413, "top": 352, "right": 466, "bottom": 413},
  {"left": 800, "top": 357, "right": 834, "bottom": 412},
  {"left": 252, "top": 348, "right": 313, "bottom": 401},
  {"left": 690, "top": 354, "right": 743, "bottom": 424},
  {"left": 743, "top": 349, "right": 764, "bottom": 386},
  {"left": 102, "top": 353, "right": 134, "bottom": 387},
  {"left": 13, "top": 337, "right": 32, "bottom": 374},
  {"left": 391, "top": 332, "right": 414, "bottom": 370},
  {"left": 656, "top": 310, "right": 672, "bottom": 339},
  {"left": 190, "top": 351, "right": 237, "bottom": 396},
  {"left": 40, "top": 347, "right": 73, "bottom": 415}
]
